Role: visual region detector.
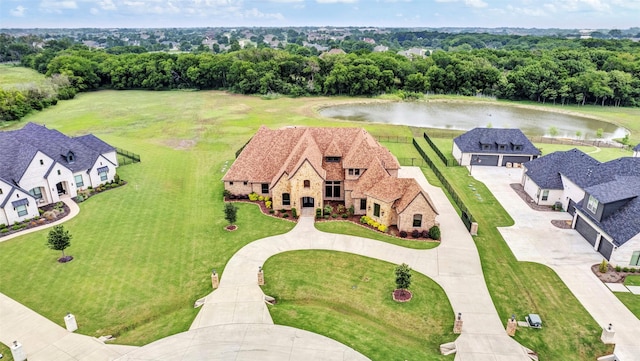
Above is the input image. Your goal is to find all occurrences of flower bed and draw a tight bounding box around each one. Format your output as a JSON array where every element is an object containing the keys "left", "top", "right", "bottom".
[{"left": 0, "top": 201, "right": 70, "bottom": 239}]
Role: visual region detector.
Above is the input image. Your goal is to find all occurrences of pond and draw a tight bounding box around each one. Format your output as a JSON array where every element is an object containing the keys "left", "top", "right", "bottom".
[{"left": 319, "top": 101, "right": 626, "bottom": 140}]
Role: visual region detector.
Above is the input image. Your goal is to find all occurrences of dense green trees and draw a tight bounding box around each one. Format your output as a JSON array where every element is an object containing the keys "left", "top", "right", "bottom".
[{"left": 2, "top": 32, "right": 640, "bottom": 122}]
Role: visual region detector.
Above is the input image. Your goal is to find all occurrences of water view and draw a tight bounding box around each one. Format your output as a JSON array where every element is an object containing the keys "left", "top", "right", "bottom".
[{"left": 319, "top": 102, "right": 626, "bottom": 140}]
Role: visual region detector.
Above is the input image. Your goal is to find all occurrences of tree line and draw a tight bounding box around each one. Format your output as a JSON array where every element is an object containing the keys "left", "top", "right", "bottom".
[{"left": 2, "top": 34, "right": 640, "bottom": 121}]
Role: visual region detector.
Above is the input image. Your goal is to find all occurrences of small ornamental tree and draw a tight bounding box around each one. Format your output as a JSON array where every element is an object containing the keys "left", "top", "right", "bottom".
[
  {"left": 47, "top": 225, "right": 72, "bottom": 262},
  {"left": 224, "top": 202, "right": 238, "bottom": 225},
  {"left": 395, "top": 263, "right": 412, "bottom": 290}
]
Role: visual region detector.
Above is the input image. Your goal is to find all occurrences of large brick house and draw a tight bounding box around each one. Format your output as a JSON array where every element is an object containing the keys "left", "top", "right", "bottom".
[
  {"left": 223, "top": 126, "right": 438, "bottom": 232},
  {"left": 0, "top": 123, "right": 118, "bottom": 226}
]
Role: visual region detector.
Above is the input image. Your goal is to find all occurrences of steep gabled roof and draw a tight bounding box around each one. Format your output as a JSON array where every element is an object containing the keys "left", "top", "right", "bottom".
[
  {"left": 0, "top": 123, "right": 116, "bottom": 185},
  {"left": 454, "top": 128, "right": 540, "bottom": 155},
  {"left": 523, "top": 148, "right": 600, "bottom": 190},
  {"left": 633, "top": 143, "right": 640, "bottom": 152}
]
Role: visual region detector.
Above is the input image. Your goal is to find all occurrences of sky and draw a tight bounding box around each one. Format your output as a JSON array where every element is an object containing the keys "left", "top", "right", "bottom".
[{"left": 1, "top": 0, "right": 639, "bottom": 29}]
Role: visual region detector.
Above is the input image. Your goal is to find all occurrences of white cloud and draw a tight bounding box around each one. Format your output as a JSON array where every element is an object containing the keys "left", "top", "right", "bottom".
[
  {"left": 434, "top": 0, "right": 486, "bottom": 8},
  {"left": 266, "top": 0, "right": 303, "bottom": 2},
  {"left": 98, "top": 0, "right": 117, "bottom": 10},
  {"left": 243, "top": 7, "right": 284, "bottom": 19},
  {"left": 316, "top": 0, "right": 358, "bottom": 3},
  {"left": 10, "top": 5, "right": 27, "bottom": 16},
  {"left": 39, "top": 0, "right": 78, "bottom": 10}
]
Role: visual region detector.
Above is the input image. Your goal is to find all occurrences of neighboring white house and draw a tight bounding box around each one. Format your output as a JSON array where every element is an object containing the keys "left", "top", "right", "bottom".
[
  {"left": 452, "top": 128, "right": 541, "bottom": 167},
  {"left": 0, "top": 123, "right": 118, "bottom": 225},
  {"left": 521, "top": 148, "right": 640, "bottom": 266}
]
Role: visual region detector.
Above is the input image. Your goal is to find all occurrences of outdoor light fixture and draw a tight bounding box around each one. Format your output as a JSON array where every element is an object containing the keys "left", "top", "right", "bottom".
[
  {"left": 457, "top": 312, "right": 462, "bottom": 320},
  {"left": 608, "top": 323, "right": 613, "bottom": 331},
  {"left": 212, "top": 269, "right": 216, "bottom": 275},
  {"left": 511, "top": 314, "right": 515, "bottom": 321}
]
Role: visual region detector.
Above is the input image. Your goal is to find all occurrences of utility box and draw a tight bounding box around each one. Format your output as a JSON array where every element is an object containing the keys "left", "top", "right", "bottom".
[
  {"left": 526, "top": 314, "right": 542, "bottom": 328},
  {"left": 64, "top": 313, "right": 78, "bottom": 332}
]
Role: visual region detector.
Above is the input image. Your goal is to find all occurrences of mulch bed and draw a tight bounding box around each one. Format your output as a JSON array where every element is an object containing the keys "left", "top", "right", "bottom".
[
  {"left": 551, "top": 219, "right": 573, "bottom": 229},
  {"left": 225, "top": 225, "right": 238, "bottom": 231},
  {"left": 591, "top": 263, "right": 638, "bottom": 284},
  {"left": 0, "top": 202, "right": 70, "bottom": 239},
  {"left": 392, "top": 289, "right": 413, "bottom": 302}
]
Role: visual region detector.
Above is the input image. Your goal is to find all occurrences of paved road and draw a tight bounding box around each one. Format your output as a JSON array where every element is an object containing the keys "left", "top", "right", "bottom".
[{"left": 472, "top": 166, "right": 640, "bottom": 360}]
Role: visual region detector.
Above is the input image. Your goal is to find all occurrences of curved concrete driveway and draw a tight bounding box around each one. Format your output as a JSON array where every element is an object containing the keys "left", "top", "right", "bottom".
[
  {"left": 188, "top": 167, "right": 531, "bottom": 360},
  {"left": 472, "top": 166, "right": 640, "bottom": 359}
]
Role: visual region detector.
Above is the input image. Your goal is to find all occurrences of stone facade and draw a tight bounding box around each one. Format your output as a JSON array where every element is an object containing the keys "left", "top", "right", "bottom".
[{"left": 396, "top": 194, "right": 438, "bottom": 232}]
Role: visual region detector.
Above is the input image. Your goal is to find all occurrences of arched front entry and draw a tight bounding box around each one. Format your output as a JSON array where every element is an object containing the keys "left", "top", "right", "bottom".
[{"left": 302, "top": 197, "right": 315, "bottom": 208}]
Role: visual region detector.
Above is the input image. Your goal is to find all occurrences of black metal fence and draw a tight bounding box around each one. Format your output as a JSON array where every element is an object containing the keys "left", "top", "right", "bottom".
[
  {"left": 374, "top": 135, "right": 413, "bottom": 143},
  {"left": 412, "top": 139, "right": 475, "bottom": 225},
  {"left": 235, "top": 137, "right": 253, "bottom": 158},
  {"left": 116, "top": 148, "right": 141, "bottom": 165},
  {"left": 423, "top": 132, "right": 457, "bottom": 166},
  {"left": 397, "top": 157, "right": 428, "bottom": 167}
]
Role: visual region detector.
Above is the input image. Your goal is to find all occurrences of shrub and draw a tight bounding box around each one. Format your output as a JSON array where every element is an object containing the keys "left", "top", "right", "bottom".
[
  {"left": 223, "top": 189, "right": 231, "bottom": 197},
  {"left": 0, "top": 228, "right": 8, "bottom": 233},
  {"left": 360, "top": 216, "right": 369, "bottom": 224},
  {"left": 378, "top": 224, "right": 387, "bottom": 232},
  {"left": 258, "top": 195, "right": 265, "bottom": 202},
  {"left": 39, "top": 209, "right": 45, "bottom": 215},
  {"left": 429, "top": 225, "right": 441, "bottom": 240},
  {"left": 411, "top": 230, "right": 420, "bottom": 238},
  {"left": 599, "top": 260, "right": 608, "bottom": 273},
  {"left": 341, "top": 213, "right": 348, "bottom": 218},
  {"left": 0, "top": 223, "right": 7, "bottom": 230},
  {"left": 324, "top": 215, "right": 330, "bottom": 219},
  {"left": 616, "top": 265, "right": 621, "bottom": 272},
  {"left": 265, "top": 200, "right": 272, "bottom": 209},
  {"left": 623, "top": 267, "right": 629, "bottom": 272},
  {"left": 330, "top": 213, "right": 337, "bottom": 218},
  {"left": 631, "top": 268, "right": 637, "bottom": 273},
  {"left": 248, "top": 193, "right": 259, "bottom": 201},
  {"left": 283, "top": 213, "right": 290, "bottom": 218},
  {"left": 264, "top": 196, "right": 271, "bottom": 201},
  {"left": 269, "top": 209, "right": 275, "bottom": 214},
  {"left": 348, "top": 205, "right": 355, "bottom": 216},
  {"left": 337, "top": 204, "right": 346, "bottom": 214},
  {"left": 421, "top": 230, "right": 429, "bottom": 238},
  {"left": 114, "top": 173, "right": 121, "bottom": 184},
  {"left": 12, "top": 223, "right": 26, "bottom": 231},
  {"left": 316, "top": 208, "right": 322, "bottom": 218},
  {"left": 76, "top": 195, "right": 85, "bottom": 203},
  {"left": 292, "top": 208, "right": 297, "bottom": 218},
  {"left": 324, "top": 204, "right": 333, "bottom": 215}
]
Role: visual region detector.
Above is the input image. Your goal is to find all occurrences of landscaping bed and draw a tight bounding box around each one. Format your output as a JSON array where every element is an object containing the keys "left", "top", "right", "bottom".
[
  {"left": 591, "top": 263, "right": 640, "bottom": 284},
  {"left": 0, "top": 201, "right": 70, "bottom": 239}
]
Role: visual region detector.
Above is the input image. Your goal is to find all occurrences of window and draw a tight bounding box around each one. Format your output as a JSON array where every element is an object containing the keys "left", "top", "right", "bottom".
[
  {"left": 16, "top": 205, "right": 27, "bottom": 217},
  {"left": 29, "top": 187, "right": 43, "bottom": 199},
  {"left": 57, "top": 169, "right": 61, "bottom": 176},
  {"left": 587, "top": 195, "right": 599, "bottom": 213},
  {"left": 304, "top": 180, "right": 310, "bottom": 188},
  {"left": 39, "top": 159, "right": 44, "bottom": 165},
  {"left": 326, "top": 156, "right": 340, "bottom": 163},
  {"left": 261, "top": 183, "right": 269, "bottom": 194},
  {"left": 498, "top": 144, "right": 506, "bottom": 151},
  {"left": 542, "top": 190, "right": 549, "bottom": 201},
  {"left": 481, "top": 144, "right": 490, "bottom": 150},
  {"left": 67, "top": 152, "right": 75, "bottom": 163},
  {"left": 413, "top": 214, "right": 422, "bottom": 227},
  {"left": 348, "top": 168, "right": 360, "bottom": 176},
  {"left": 373, "top": 203, "right": 380, "bottom": 217},
  {"left": 325, "top": 181, "right": 341, "bottom": 198},
  {"left": 75, "top": 175, "right": 84, "bottom": 188},
  {"left": 230, "top": 182, "right": 233, "bottom": 185},
  {"left": 631, "top": 251, "right": 640, "bottom": 266},
  {"left": 100, "top": 171, "right": 108, "bottom": 181},
  {"left": 360, "top": 199, "right": 366, "bottom": 210},
  {"left": 243, "top": 181, "right": 247, "bottom": 186},
  {"left": 282, "top": 193, "right": 290, "bottom": 206},
  {"left": 348, "top": 169, "right": 353, "bottom": 176},
  {"left": 514, "top": 145, "right": 523, "bottom": 151}
]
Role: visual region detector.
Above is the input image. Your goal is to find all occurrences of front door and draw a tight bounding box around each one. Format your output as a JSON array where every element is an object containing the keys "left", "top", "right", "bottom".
[
  {"left": 56, "top": 182, "right": 66, "bottom": 195},
  {"left": 302, "top": 197, "right": 314, "bottom": 208}
]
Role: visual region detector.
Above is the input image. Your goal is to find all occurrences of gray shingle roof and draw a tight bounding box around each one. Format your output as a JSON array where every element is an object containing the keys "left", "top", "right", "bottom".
[
  {"left": 0, "top": 122, "right": 115, "bottom": 185},
  {"left": 528, "top": 149, "right": 640, "bottom": 246},
  {"left": 523, "top": 148, "right": 600, "bottom": 190},
  {"left": 453, "top": 128, "right": 541, "bottom": 155},
  {"left": 634, "top": 143, "right": 640, "bottom": 151}
]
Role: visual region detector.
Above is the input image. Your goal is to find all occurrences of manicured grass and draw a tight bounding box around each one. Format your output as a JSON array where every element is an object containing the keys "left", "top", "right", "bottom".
[
  {"left": 261, "top": 250, "right": 455, "bottom": 360},
  {"left": 624, "top": 275, "right": 640, "bottom": 286},
  {"left": 0, "top": 343, "right": 14, "bottom": 361},
  {"left": 413, "top": 137, "right": 613, "bottom": 360},
  {"left": 315, "top": 221, "right": 439, "bottom": 250},
  {"left": 614, "top": 293, "right": 640, "bottom": 320}
]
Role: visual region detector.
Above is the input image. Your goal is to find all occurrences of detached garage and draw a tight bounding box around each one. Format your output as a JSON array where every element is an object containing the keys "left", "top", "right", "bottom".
[{"left": 452, "top": 128, "right": 541, "bottom": 167}]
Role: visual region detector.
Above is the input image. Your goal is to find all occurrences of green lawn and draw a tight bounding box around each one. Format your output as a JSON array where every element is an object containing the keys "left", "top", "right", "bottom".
[
  {"left": 624, "top": 275, "right": 640, "bottom": 286},
  {"left": 615, "top": 293, "right": 640, "bottom": 320},
  {"left": 315, "top": 221, "right": 439, "bottom": 250},
  {"left": 0, "top": 64, "right": 49, "bottom": 89},
  {"left": 262, "top": 250, "right": 455, "bottom": 360},
  {"left": 413, "top": 137, "right": 613, "bottom": 360},
  {"left": 0, "top": 343, "right": 14, "bottom": 361}
]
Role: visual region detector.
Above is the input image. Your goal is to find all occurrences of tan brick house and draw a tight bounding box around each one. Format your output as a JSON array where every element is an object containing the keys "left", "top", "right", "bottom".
[{"left": 223, "top": 126, "right": 438, "bottom": 232}]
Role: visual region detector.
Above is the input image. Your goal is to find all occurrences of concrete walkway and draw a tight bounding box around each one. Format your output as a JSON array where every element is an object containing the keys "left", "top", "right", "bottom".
[
  {"left": 0, "top": 197, "right": 80, "bottom": 243},
  {"left": 472, "top": 166, "right": 640, "bottom": 360}
]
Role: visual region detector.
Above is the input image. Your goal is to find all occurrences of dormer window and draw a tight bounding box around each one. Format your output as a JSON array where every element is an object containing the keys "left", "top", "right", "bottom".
[
  {"left": 481, "top": 143, "right": 491, "bottom": 151},
  {"left": 67, "top": 151, "right": 75, "bottom": 163},
  {"left": 514, "top": 145, "right": 523, "bottom": 151},
  {"left": 348, "top": 169, "right": 360, "bottom": 176},
  {"left": 498, "top": 144, "right": 506, "bottom": 151},
  {"left": 587, "top": 195, "right": 599, "bottom": 213},
  {"left": 326, "top": 156, "right": 340, "bottom": 163}
]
